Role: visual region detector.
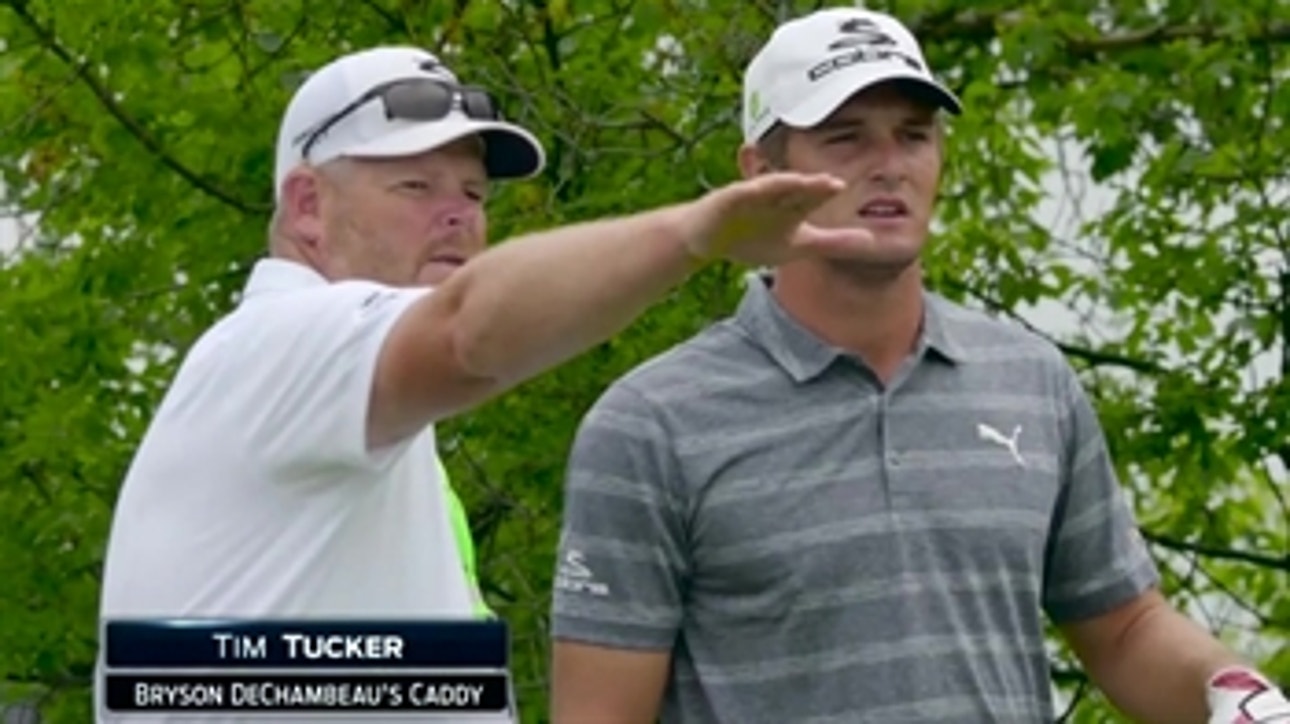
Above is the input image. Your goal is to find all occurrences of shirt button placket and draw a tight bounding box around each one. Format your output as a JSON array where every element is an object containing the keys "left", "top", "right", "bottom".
[{"left": 878, "top": 394, "right": 897, "bottom": 508}]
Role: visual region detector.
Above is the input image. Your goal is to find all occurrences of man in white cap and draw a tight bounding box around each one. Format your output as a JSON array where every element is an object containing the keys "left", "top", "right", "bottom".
[
  {"left": 550, "top": 7, "right": 1289, "bottom": 723},
  {"left": 95, "top": 44, "right": 878, "bottom": 722}
]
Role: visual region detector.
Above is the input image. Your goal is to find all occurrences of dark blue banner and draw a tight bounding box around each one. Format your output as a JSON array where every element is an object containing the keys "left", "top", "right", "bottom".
[
  {"left": 103, "top": 619, "right": 507, "bottom": 669},
  {"left": 104, "top": 672, "right": 508, "bottom": 712}
]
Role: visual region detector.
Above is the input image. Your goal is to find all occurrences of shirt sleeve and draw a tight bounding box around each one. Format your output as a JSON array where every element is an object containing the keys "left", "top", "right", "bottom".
[
  {"left": 550, "top": 381, "right": 688, "bottom": 651},
  {"left": 1042, "top": 361, "right": 1162, "bottom": 623},
  {"left": 237, "top": 281, "right": 429, "bottom": 476}
]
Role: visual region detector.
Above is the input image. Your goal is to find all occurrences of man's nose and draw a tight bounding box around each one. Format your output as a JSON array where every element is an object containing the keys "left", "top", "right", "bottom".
[
  {"left": 867, "top": 138, "right": 908, "bottom": 187},
  {"left": 437, "top": 201, "right": 483, "bottom": 231}
]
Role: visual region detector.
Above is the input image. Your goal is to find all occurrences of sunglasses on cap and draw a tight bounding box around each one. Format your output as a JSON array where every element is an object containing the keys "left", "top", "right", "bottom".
[{"left": 293, "top": 77, "right": 502, "bottom": 159}]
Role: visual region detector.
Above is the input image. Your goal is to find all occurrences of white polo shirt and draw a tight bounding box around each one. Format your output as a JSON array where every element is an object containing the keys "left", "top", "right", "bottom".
[{"left": 97, "top": 259, "right": 480, "bottom": 720}]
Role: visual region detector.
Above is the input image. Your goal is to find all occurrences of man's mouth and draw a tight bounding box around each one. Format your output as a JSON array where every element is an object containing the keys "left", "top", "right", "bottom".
[
  {"left": 858, "top": 198, "right": 909, "bottom": 218},
  {"left": 427, "top": 255, "right": 466, "bottom": 266}
]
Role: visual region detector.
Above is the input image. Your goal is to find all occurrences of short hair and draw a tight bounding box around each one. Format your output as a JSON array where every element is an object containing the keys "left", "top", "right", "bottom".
[{"left": 755, "top": 123, "right": 789, "bottom": 170}]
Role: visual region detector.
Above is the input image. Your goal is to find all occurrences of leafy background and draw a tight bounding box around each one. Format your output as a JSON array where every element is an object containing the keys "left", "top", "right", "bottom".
[{"left": 0, "top": 0, "right": 1286, "bottom": 722}]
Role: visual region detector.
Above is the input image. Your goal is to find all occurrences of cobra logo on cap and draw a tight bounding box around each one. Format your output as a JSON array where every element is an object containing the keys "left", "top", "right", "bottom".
[{"left": 415, "top": 54, "right": 459, "bottom": 83}]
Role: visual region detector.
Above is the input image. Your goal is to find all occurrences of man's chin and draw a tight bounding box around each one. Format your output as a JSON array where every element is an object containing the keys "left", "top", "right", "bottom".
[{"left": 824, "top": 253, "right": 921, "bottom": 284}]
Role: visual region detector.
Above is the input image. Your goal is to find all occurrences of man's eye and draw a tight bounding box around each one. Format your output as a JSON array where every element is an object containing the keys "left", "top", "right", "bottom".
[
  {"left": 398, "top": 180, "right": 430, "bottom": 191},
  {"left": 826, "top": 133, "right": 856, "bottom": 144}
]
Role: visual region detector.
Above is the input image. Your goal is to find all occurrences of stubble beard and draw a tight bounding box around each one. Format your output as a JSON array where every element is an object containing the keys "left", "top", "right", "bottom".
[{"left": 823, "top": 248, "right": 921, "bottom": 286}]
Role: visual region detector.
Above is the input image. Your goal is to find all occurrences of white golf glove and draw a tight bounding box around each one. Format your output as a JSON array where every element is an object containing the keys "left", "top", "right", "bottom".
[{"left": 1207, "top": 666, "right": 1290, "bottom": 723}]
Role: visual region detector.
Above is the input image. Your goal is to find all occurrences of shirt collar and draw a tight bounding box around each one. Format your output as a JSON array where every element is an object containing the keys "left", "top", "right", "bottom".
[
  {"left": 732, "top": 272, "right": 965, "bottom": 383},
  {"left": 920, "top": 292, "right": 966, "bottom": 364},
  {"left": 241, "top": 258, "right": 328, "bottom": 299}
]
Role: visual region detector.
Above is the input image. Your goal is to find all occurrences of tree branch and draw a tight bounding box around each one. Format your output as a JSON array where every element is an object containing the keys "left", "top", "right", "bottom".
[
  {"left": 1279, "top": 267, "right": 1290, "bottom": 472},
  {"left": 1141, "top": 528, "right": 1290, "bottom": 572},
  {"left": 354, "top": 0, "right": 406, "bottom": 36},
  {"left": 1050, "top": 665, "right": 1088, "bottom": 686},
  {"left": 0, "top": 67, "right": 78, "bottom": 141},
  {"left": 1056, "top": 678, "right": 1090, "bottom": 723},
  {"left": 1066, "top": 21, "right": 1290, "bottom": 54},
  {"left": 532, "top": 0, "right": 575, "bottom": 201},
  {"left": 1059, "top": 341, "right": 1162, "bottom": 374},
  {"left": 915, "top": 10, "right": 1290, "bottom": 52},
  {"left": 2, "top": 0, "right": 270, "bottom": 216},
  {"left": 125, "top": 260, "right": 255, "bottom": 302},
  {"left": 1196, "top": 561, "right": 1285, "bottom": 628},
  {"left": 939, "top": 277, "right": 1166, "bottom": 374},
  {"left": 238, "top": 9, "right": 311, "bottom": 91}
]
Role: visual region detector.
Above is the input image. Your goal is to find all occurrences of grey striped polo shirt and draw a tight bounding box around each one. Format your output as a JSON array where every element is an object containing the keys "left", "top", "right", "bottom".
[{"left": 552, "top": 273, "right": 1159, "bottom": 723}]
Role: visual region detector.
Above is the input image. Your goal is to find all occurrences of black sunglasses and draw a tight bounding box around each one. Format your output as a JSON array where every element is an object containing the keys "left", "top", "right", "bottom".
[{"left": 293, "top": 78, "right": 502, "bottom": 159}]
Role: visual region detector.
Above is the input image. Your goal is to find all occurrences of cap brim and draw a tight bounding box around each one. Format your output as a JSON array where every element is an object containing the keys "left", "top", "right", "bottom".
[
  {"left": 780, "top": 69, "right": 962, "bottom": 130},
  {"left": 342, "top": 117, "right": 546, "bottom": 180}
]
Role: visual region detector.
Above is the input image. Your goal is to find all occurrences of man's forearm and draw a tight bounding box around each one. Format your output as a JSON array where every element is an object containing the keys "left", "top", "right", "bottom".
[
  {"left": 1084, "top": 603, "right": 1246, "bottom": 723},
  {"left": 444, "top": 204, "right": 700, "bottom": 384}
]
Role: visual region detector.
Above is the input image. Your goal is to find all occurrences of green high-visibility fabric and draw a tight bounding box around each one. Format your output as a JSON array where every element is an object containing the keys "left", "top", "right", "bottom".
[{"left": 438, "top": 458, "right": 493, "bottom": 618}]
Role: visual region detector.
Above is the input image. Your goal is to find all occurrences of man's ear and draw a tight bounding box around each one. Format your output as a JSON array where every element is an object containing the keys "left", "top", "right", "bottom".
[
  {"left": 280, "top": 167, "right": 326, "bottom": 252},
  {"left": 736, "top": 143, "right": 771, "bottom": 180}
]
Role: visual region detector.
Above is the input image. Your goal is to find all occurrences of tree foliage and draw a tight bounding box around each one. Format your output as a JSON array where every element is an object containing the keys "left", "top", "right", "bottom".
[{"left": 1, "top": 0, "right": 1287, "bottom": 722}]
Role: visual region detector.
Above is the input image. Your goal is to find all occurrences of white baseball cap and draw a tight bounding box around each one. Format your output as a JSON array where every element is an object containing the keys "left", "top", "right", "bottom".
[
  {"left": 273, "top": 46, "right": 545, "bottom": 199},
  {"left": 742, "top": 7, "right": 962, "bottom": 143}
]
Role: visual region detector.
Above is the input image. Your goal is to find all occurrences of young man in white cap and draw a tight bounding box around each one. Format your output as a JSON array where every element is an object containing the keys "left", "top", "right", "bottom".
[
  {"left": 95, "top": 45, "right": 879, "bottom": 722},
  {"left": 550, "top": 7, "right": 1289, "bottom": 723}
]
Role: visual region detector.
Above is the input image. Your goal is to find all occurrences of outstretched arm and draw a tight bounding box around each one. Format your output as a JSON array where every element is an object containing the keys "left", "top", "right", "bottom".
[{"left": 369, "top": 172, "right": 864, "bottom": 448}]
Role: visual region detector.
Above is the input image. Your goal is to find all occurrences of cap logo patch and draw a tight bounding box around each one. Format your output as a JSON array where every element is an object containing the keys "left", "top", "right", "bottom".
[
  {"left": 808, "top": 18, "right": 924, "bottom": 82},
  {"left": 747, "top": 90, "right": 769, "bottom": 127},
  {"left": 828, "top": 18, "right": 898, "bottom": 51}
]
